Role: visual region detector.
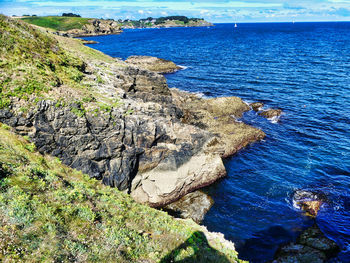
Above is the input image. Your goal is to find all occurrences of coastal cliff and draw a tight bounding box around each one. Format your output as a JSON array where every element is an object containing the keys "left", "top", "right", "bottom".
[
  {"left": 20, "top": 15, "right": 213, "bottom": 38},
  {"left": 0, "top": 15, "right": 252, "bottom": 262},
  {"left": 0, "top": 15, "right": 264, "bottom": 208},
  {"left": 121, "top": 16, "right": 213, "bottom": 29},
  {"left": 20, "top": 16, "right": 122, "bottom": 37}
]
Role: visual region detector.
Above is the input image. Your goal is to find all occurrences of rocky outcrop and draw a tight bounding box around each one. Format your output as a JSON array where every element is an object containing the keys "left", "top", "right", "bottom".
[
  {"left": 273, "top": 224, "right": 340, "bottom": 263},
  {"left": 164, "top": 190, "right": 214, "bottom": 223},
  {"left": 125, "top": 56, "right": 182, "bottom": 74},
  {"left": 259, "top": 109, "right": 283, "bottom": 119},
  {"left": 0, "top": 26, "right": 265, "bottom": 208},
  {"left": 292, "top": 190, "right": 326, "bottom": 217},
  {"left": 250, "top": 102, "right": 264, "bottom": 112},
  {"left": 57, "top": 19, "right": 122, "bottom": 37}
]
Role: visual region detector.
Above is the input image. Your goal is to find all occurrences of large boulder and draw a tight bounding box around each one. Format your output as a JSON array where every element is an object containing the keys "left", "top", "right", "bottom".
[
  {"left": 292, "top": 190, "right": 326, "bottom": 217},
  {"left": 164, "top": 190, "right": 214, "bottom": 223},
  {"left": 250, "top": 102, "right": 264, "bottom": 112},
  {"left": 273, "top": 224, "right": 340, "bottom": 263},
  {"left": 259, "top": 109, "right": 283, "bottom": 119},
  {"left": 125, "top": 56, "right": 182, "bottom": 74}
]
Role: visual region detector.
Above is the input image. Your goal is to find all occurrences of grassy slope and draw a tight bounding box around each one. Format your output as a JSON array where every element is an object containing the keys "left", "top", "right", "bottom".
[
  {"left": 21, "top": 16, "right": 90, "bottom": 31},
  {"left": 0, "top": 123, "right": 238, "bottom": 262},
  {"left": 0, "top": 16, "right": 243, "bottom": 262},
  {"left": 0, "top": 15, "right": 89, "bottom": 109}
]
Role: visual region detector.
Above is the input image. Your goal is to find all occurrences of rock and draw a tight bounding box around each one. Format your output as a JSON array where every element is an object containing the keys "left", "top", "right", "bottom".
[
  {"left": 250, "top": 102, "right": 264, "bottom": 112},
  {"left": 259, "top": 109, "right": 282, "bottom": 119},
  {"left": 61, "top": 19, "right": 122, "bottom": 37},
  {"left": 293, "top": 190, "right": 326, "bottom": 217},
  {"left": 80, "top": 39, "right": 99, "bottom": 44},
  {"left": 125, "top": 56, "right": 182, "bottom": 74},
  {"left": 163, "top": 190, "right": 214, "bottom": 223},
  {"left": 0, "top": 38, "right": 266, "bottom": 208},
  {"left": 171, "top": 89, "right": 266, "bottom": 158},
  {"left": 273, "top": 224, "right": 340, "bottom": 263},
  {"left": 298, "top": 225, "right": 339, "bottom": 254}
]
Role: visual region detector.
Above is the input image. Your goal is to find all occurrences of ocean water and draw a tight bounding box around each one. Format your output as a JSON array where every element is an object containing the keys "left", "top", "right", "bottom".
[{"left": 84, "top": 22, "right": 350, "bottom": 262}]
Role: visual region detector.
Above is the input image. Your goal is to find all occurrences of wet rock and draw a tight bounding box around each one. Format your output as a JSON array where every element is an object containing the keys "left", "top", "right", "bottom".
[
  {"left": 125, "top": 56, "right": 182, "bottom": 74},
  {"left": 250, "top": 102, "right": 264, "bottom": 112},
  {"left": 273, "top": 224, "right": 340, "bottom": 263},
  {"left": 163, "top": 190, "right": 214, "bottom": 223},
  {"left": 259, "top": 109, "right": 282, "bottom": 119},
  {"left": 293, "top": 190, "right": 326, "bottom": 217},
  {"left": 298, "top": 225, "right": 339, "bottom": 254}
]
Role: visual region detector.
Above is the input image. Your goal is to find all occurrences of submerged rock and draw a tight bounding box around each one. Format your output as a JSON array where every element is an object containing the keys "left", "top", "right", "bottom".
[
  {"left": 259, "top": 109, "right": 283, "bottom": 119},
  {"left": 273, "top": 224, "right": 340, "bottom": 263},
  {"left": 293, "top": 190, "right": 326, "bottom": 217},
  {"left": 125, "top": 56, "right": 182, "bottom": 74},
  {"left": 163, "top": 190, "right": 214, "bottom": 223},
  {"left": 250, "top": 102, "right": 264, "bottom": 112}
]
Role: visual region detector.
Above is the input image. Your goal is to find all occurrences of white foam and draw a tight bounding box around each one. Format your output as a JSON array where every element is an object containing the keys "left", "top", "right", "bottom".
[
  {"left": 178, "top": 65, "right": 188, "bottom": 70},
  {"left": 231, "top": 115, "right": 242, "bottom": 123},
  {"left": 268, "top": 115, "right": 280, "bottom": 124}
]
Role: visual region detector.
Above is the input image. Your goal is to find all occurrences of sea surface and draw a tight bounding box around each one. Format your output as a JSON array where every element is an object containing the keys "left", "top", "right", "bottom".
[{"left": 84, "top": 22, "right": 350, "bottom": 262}]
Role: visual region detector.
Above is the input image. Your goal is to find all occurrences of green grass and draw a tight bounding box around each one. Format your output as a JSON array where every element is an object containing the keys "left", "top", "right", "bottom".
[
  {"left": 21, "top": 16, "right": 90, "bottom": 31},
  {"left": 0, "top": 123, "right": 242, "bottom": 262},
  {"left": 0, "top": 15, "right": 88, "bottom": 109}
]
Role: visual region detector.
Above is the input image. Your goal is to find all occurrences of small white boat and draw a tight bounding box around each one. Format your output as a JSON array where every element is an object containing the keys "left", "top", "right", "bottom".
[{"left": 234, "top": 23, "right": 237, "bottom": 28}]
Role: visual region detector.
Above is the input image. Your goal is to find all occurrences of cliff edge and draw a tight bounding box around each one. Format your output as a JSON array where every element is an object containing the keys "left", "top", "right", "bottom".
[{"left": 0, "top": 15, "right": 264, "bottom": 208}]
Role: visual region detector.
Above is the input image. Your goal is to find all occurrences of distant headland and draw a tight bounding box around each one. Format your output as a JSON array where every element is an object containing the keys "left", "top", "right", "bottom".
[{"left": 17, "top": 13, "right": 213, "bottom": 37}]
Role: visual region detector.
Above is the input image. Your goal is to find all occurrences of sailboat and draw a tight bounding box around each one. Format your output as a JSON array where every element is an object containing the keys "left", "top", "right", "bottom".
[{"left": 234, "top": 23, "right": 237, "bottom": 28}]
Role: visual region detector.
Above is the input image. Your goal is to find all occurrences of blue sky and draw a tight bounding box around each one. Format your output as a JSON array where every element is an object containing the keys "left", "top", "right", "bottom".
[{"left": 1, "top": 0, "right": 350, "bottom": 22}]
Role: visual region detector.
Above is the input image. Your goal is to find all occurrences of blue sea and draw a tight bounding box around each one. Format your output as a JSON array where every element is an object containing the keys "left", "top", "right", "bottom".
[{"left": 84, "top": 22, "right": 350, "bottom": 262}]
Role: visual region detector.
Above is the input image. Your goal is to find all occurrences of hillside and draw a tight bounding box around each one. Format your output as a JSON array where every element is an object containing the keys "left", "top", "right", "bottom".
[
  {"left": 21, "top": 16, "right": 90, "bottom": 31},
  {"left": 20, "top": 15, "right": 212, "bottom": 34},
  {"left": 0, "top": 15, "right": 246, "bottom": 262},
  {"left": 20, "top": 16, "right": 122, "bottom": 37},
  {"left": 0, "top": 14, "right": 268, "bottom": 261},
  {"left": 0, "top": 123, "right": 243, "bottom": 262}
]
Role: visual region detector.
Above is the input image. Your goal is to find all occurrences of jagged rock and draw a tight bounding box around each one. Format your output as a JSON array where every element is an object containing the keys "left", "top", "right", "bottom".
[
  {"left": 273, "top": 224, "right": 340, "bottom": 263},
  {"left": 293, "top": 190, "right": 326, "bottom": 217},
  {"left": 164, "top": 190, "right": 214, "bottom": 223},
  {"left": 250, "top": 102, "right": 264, "bottom": 112},
  {"left": 171, "top": 89, "right": 266, "bottom": 158},
  {"left": 259, "top": 109, "right": 283, "bottom": 119},
  {"left": 0, "top": 47, "right": 265, "bottom": 207},
  {"left": 125, "top": 56, "right": 182, "bottom": 74}
]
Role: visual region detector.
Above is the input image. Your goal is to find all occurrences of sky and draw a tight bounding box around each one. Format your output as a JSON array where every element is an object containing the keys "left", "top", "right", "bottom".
[{"left": 1, "top": 0, "right": 350, "bottom": 23}]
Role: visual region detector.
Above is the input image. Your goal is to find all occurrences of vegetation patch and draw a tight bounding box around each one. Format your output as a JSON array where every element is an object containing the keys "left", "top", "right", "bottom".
[
  {"left": 20, "top": 16, "right": 90, "bottom": 31},
  {"left": 0, "top": 15, "right": 88, "bottom": 109}
]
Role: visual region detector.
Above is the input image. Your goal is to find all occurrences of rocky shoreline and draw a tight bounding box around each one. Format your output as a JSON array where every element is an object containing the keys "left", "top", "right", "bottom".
[
  {"left": 1, "top": 16, "right": 341, "bottom": 262},
  {"left": 0, "top": 37, "right": 264, "bottom": 211}
]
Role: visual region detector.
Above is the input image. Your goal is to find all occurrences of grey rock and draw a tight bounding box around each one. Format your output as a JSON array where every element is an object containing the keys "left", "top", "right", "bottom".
[
  {"left": 250, "top": 102, "right": 264, "bottom": 112},
  {"left": 273, "top": 224, "right": 340, "bottom": 263},
  {"left": 164, "top": 190, "right": 214, "bottom": 223}
]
